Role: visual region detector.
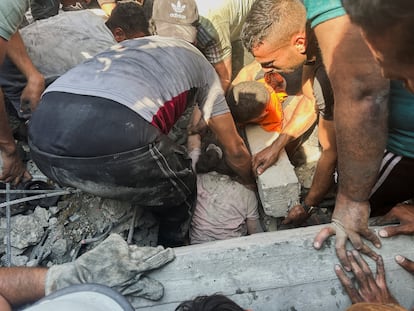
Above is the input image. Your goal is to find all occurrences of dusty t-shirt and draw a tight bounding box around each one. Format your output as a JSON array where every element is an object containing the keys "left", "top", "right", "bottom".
[
  {"left": 0, "top": 0, "right": 29, "bottom": 40},
  {"left": 0, "top": 10, "right": 115, "bottom": 116},
  {"left": 196, "top": 0, "right": 256, "bottom": 63},
  {"left": 45, "top": 36, "right": 229, "bottom": 134},
  {"left": 190, "top": 172, "right": 259, "bottom": 244}
]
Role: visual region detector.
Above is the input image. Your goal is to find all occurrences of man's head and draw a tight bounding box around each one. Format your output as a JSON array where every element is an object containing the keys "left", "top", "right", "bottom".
[
  {"left": 152, "top": 0, "right": 199, "bottom": 43},
  {"left": 241, "top": 0, "right": 307, "bottom": 74},
  {"left": 227, "top": 81, "right": 270, "bottom": 125},
  {"left": 105, "top": 1, "right": 151, "bottom": 42},
  {"left": 342, "top": 0, "right": 414, "bottom": 92}
]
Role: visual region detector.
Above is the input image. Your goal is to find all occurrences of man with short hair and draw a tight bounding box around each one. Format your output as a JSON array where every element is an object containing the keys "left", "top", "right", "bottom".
[{"left": 241, "top": 0, "right": 336, "bottom": 226}]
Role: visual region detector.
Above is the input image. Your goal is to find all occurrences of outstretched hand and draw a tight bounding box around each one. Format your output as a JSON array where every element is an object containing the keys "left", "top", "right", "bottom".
[
  {"left": 372, "top": 203, "right": 414, "bottom": 275},
  {"left": 395, "top": 255, "right": 414, "bottom": 275},
  {"left": 335, "top": 250, "right": 399, "bottom": 305},
  {"left": 375, "top": 204, "right": 414, "bottom": 238},
  {"left": 313, "top": 194, "right": 381, "bottom": 271}
]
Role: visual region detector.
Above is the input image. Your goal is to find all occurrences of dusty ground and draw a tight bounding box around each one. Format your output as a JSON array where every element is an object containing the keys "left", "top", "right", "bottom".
[{"left": 0, "top": 111, "right": 334, "bottom": 267}]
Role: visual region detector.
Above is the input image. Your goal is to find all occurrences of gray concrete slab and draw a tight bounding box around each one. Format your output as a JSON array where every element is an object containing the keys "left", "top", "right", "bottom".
[
  {"left": 245, "top": 125, "right": 300, "bottom": 219},
  {"left": 134, "top": 225, "right": 414, "bottom": 311}
]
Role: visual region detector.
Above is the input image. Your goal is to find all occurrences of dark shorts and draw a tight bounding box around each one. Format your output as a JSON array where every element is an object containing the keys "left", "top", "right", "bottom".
[
  {"left": 29, "top": 92, "right": 163, "bottom": 156},
  {"left": 369, "top": 150, "right": 414, "bottom": 216},
  {"left": 28, "top": 92, "right": 196, "bottom": 209}
]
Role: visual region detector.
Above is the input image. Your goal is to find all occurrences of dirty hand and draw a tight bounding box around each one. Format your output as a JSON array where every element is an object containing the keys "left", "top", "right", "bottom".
[
  {"left": 20, "top": 73, "right": 45, "bottom": 113},
  {"left": 0, "top": 150, "right": 31, "bottom": 185},
  {"left": 371, "top": 203, "right": 414, "bottom": 275},
  {"left": 335, "top": 250, "right": 399, "bottom": 304},
  {"left": 282, "top": 204, "right": 309, "bottom": 226},
  {"left": 46, "top": 234, "right": 175, "bottom": 304},
  {"left": 374, "top": 204, "right": 414, "bottom": 238},
  {"left": 313, "top": 194, "right": 381, "bottom": 271},
  {"left": 394, "top": 255, "right": 414, "bottom": 275},
  {"left": 252, "top": 144, "right": 282, "bottom": 176}
]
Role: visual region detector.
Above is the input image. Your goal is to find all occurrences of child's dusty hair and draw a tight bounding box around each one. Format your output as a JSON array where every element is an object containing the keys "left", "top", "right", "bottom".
[
  {"left": 195, "top": 130, "right": 234, "bottom": 176},
  {"left": 226, "top": 81, "right": 269, "bottom": 124},
  {"left": 175, "top": 294, "right": 244, "bottom": 311}
]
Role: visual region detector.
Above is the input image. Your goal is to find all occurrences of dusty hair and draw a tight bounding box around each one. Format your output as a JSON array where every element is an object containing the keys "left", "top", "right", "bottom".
[
  {"left": 105, "top": 1, "right": 151, "bottom": 37},
  {"left": 175, "top": 294, "right": 244, "bottom": 311},
  {"left": 226, "top": 81, "right": 269, "bottom": 124},
  {"left": 241, "top": 0, "right": 306, "bottom": 52}
]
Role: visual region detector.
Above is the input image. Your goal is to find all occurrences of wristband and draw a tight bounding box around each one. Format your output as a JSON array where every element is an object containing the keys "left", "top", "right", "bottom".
[{"left": 301, "top": 201, "right": 316, "bottom": 214}]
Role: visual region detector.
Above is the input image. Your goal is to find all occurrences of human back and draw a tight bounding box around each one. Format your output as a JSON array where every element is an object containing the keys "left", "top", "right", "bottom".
[{"left": 44, "top": 36, "right": 226, "bottom": 133}]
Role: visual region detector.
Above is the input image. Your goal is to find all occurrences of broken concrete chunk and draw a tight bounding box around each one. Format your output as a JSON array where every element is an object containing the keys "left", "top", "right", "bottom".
[
  {"left": 1, "top": 254, "right": 28, "bottom": 266},
  {"left": 101, "top": 198, "right": 130, "bottom": 221},
  {"left": 33, "top": 206, "right": 50, "bottom": 227},
  {"left": 51, "top": 239, "right": 67, "bottom": 258},
  {"left": 245, "top": 125, "right": 300, "bottom": 219},
  {"left": 7, "top": 214, "right": 44, "bottom": 249}
]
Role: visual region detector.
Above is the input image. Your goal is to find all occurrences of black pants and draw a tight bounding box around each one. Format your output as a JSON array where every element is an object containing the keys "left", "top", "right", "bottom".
[
  {"left": 29, "top": 92, "right": 196, "bottom": 244},
  {"left": 370, "top": 150, "right": 414, "bottom": 216}
]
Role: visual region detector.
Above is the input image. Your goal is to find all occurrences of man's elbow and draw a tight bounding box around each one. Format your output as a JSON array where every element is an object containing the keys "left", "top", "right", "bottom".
[{"left": 224, "top": 139, "right": 250, "bottom": 160}]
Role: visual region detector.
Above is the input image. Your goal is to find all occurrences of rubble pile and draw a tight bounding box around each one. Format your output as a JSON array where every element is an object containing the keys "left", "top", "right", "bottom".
[{"left": 0, "top": 191, "right": 159, "bottom": 267}]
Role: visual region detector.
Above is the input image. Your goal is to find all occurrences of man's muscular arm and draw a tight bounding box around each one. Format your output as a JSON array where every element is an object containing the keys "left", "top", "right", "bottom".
[
  {"left": 312, "top": 15, "right": 388, "bottom": 270},
  {"left": 208, "top": 112, "right": 254, "bottom": 186},
  {"left": 0, "top": 267, "right": 47, "bottom": 307},
  {"left": 7, "top": 31, "right": 45, "bottom": 113}
]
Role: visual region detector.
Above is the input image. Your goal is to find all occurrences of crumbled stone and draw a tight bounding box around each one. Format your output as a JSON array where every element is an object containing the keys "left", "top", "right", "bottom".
[
  {"left": 33, "top": 206, "right": 50, "bottom": 227},
  {"left": 7, "top": 214, "right": 44, "bottom": 249},
  {"left": 51, "top": 239, "right": 67, "bottom": 258}
]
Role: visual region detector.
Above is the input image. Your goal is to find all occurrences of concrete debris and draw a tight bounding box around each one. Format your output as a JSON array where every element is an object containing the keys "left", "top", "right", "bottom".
[
  {"left": 8, "top": 213, "right": 45, "bottom": 249},
  {"left": 0, "top": 190, "right": 160, "bottom": 266},
  {"left": 0, "top": 112, "right": 333, "bottom": 268}
]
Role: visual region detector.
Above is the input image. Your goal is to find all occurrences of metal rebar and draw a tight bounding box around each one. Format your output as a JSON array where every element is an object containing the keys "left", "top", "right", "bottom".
[
  {"left": 0, "top": 189, "right": 80, "bottom": 209},
  {"left": 127, "top": 208, "right": 138, "bottom": 245},
  {"left": 5, "top": 183, "right": 11, "bottom": 267},
  {"left": 0, "top": 189, "right": 66, "bottom": 194}
]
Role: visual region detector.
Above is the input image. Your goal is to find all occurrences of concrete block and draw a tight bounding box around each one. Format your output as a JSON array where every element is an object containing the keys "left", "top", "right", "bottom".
[
  {"left": 245, "top": 125, "right": 300, "bottom": 218},
  {"left": 133, "top": 225, "right": 414, "bottom": 311}
]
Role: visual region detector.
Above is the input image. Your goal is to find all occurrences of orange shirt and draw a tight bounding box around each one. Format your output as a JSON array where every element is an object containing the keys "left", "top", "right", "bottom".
[{"left": 256, "top": 74, "right": 287, "bottom": 132}]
